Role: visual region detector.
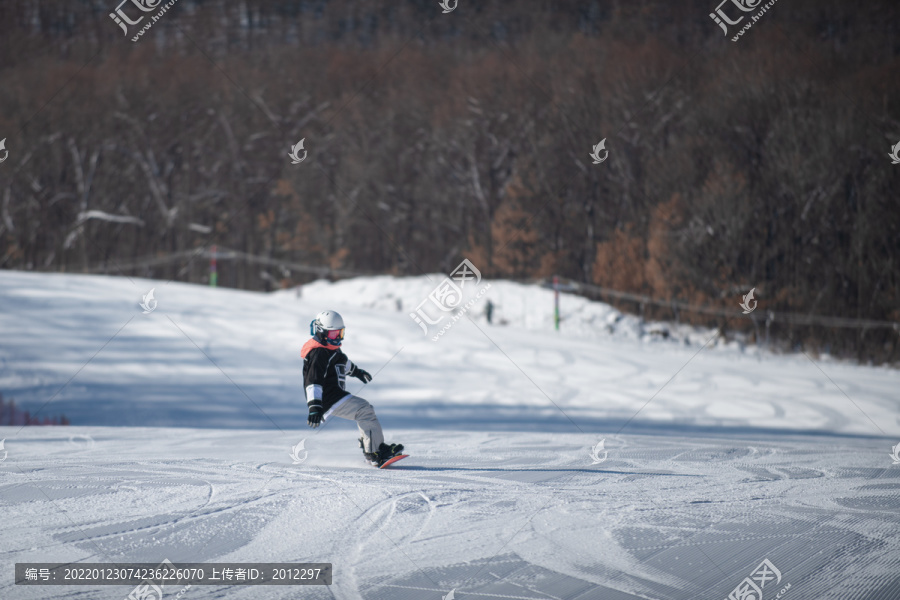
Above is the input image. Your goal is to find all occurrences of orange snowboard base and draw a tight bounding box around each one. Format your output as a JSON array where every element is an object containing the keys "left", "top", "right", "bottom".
[{"left": 379, "top": 454, "right": 409, "bottom": 469}]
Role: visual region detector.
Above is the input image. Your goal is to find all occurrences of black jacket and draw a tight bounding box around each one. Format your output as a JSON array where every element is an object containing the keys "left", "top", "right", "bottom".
[{"left": 301, "top": 338, "right": 361, "bottom": 412}]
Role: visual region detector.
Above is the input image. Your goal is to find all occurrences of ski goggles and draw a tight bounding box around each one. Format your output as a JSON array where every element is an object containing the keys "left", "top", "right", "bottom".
[{"left": 326, "top": 328, "right": 345, "bottom": 341}]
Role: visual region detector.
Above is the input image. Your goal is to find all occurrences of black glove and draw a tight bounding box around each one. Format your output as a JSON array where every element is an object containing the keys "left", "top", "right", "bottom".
[
  {"left": 307, "top": 405, "right": 323, "bottom": 428},
  {"left": 354, "top": 368, "right": 372, "bottom": 384}
]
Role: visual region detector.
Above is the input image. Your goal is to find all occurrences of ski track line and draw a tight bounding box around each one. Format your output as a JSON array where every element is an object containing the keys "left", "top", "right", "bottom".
[
  {"left": 402, "top": 491, "right": 437, "bottom": 547},
  {"left": 487, "top": 568, "right": 567, "bottom": 600},
  {"left": 281, "top": 458, "right": 582, "bottom": 494},
  {"left": 47, "top": 486, "right": 280, "bottom": 549},
  {"left": 252, "top": 465, "right": 408, "bottom": 600},
  {"left": 86, "top": 461, "right": 219, "bottom": 512},
  {"left": 331, "top": 489, "right": 437, "bottom": 600},
  {"left": 331, "top": 488, "right": 391, "bottom": 600},
  {"left": 1, "top": 468, "right": 216, "bottom": 533}
]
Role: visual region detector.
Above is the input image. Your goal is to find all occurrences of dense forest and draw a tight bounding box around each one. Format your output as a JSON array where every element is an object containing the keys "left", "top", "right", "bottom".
[{"left": 0, "top": 0, "right": 898, "bottom": 361}]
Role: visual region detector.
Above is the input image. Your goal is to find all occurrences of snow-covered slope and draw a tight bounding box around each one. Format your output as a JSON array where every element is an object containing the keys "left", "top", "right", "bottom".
[
  {"left": 1, "top": 271, "right": 898, "bottom": 600},
  {"left": 4, "top": 426, "right": 899, "bottom": 600},
  {"left": 0, "top": 271, "right": 896, "bottom": 434}
]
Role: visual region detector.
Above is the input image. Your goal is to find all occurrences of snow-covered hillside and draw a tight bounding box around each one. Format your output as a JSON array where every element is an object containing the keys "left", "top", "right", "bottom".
[
  {"left": 0, "top": 271, "right": 896, "bottom": 434},
  {"left": 1, "top": 271, "right": 899, "bottom": 600}
]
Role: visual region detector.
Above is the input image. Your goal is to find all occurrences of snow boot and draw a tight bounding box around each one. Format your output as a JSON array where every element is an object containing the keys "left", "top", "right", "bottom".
[{"left": 375, "top": 442, "right": 404, "bottom": 467}]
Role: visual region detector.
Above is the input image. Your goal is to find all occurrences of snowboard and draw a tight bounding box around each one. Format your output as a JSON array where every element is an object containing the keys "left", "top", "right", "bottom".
[{"left": 379, "top": 454, "right": 409, "bottom": 469}]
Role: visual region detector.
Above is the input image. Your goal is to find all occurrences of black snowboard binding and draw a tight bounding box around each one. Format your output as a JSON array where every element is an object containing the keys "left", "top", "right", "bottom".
[
  {"left": 359, "top": 438, "right": 404, "bottom": 467},
  {"left": 377, "top": 442, "right": 404, "bottom": 461}
]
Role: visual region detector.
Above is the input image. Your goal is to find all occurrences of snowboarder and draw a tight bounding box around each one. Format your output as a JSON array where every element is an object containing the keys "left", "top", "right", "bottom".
[{"left": 302, "top": 310, "right": 404, "bottom": 467}]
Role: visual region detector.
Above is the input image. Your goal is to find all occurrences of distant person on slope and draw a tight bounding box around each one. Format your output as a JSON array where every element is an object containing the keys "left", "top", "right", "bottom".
[{"left": 302, "top": 310, "right": 404, "bottom": 467}]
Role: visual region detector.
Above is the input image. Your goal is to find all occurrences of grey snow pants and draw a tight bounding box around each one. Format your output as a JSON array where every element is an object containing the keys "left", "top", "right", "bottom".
[{"left": 323, "top": 394, "right": 384, "bottom": 453}]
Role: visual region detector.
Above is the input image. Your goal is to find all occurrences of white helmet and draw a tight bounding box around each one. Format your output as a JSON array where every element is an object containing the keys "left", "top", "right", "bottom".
[{"left": 310, "top": 310, "right": 345, "bottom": 345}]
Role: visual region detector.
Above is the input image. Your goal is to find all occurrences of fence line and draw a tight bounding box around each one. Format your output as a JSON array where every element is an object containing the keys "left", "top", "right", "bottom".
[
  {"left": 551, "top": 279, "right": 899, "bottom": 332},
  {"left": 84, "top": 248, "right": 899, "bottom": 333},
  {"left": 85, "top": 247, "right": 371, "bottom": 279}
]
